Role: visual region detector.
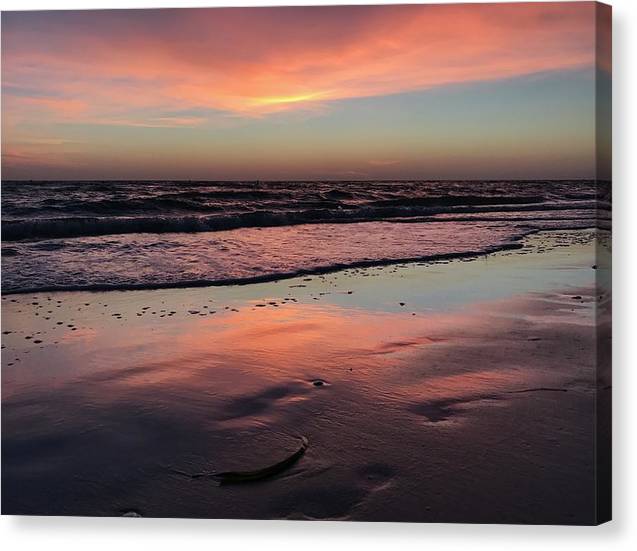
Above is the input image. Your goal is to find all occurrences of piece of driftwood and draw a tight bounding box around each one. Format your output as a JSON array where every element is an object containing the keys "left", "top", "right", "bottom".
[{"left": 171, "top": 436, "right": 309, "bottom": 484}]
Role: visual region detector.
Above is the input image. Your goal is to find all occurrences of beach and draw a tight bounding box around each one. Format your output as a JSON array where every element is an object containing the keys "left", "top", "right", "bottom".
[{"left": 1, "top": 229, "right": 611, "bottom": 523}]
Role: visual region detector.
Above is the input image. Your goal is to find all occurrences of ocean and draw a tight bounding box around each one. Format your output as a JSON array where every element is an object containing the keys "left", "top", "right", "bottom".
[{"left": 1, "top": 180, "right": 610, "bottom": 294}]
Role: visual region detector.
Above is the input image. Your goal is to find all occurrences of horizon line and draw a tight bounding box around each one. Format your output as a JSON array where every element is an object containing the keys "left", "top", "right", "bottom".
[{"left": 0, "top": 178, "right": 608, "bottom": 183}]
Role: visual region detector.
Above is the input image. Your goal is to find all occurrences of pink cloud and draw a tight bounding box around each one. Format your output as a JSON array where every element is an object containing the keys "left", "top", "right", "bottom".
[{"left": 1, "top": 2, "right": 599, "bottom": 127}]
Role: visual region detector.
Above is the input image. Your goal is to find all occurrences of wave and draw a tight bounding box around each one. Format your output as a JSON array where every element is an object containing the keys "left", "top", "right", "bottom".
[
  {"left": 0, "top": 223, "right": 605, "bottom": 296},
  {"left": 0, "top": 191, "right": 547, "bottom": 218},
  {"left": 366, "top": 194, "right": 545, "bottom": 208},
  {"left": 2, "top": 200, "right": 596, "bottom": 241},
  {"left": 1, "top": 241, "right": 528, "bottom": 295}
]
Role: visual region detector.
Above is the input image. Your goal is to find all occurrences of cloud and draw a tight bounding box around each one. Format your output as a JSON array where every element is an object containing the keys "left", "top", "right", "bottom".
[
  {"left": 368, "top": 160, "right": 400, "bottom": 167},
  {"left": 2, "top": 2, "right": 599, "bottom": 128},
  {"left": 94, "top": 116, "right": 209, "bottom": 128}
]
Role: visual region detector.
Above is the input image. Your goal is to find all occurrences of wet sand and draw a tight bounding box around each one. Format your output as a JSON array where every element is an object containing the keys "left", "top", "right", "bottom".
[{"left": 1, "top": 229, "right": 610, "bottom": 524}]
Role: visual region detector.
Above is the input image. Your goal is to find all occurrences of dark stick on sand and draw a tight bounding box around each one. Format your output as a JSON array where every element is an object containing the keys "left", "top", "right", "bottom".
[{"left": 171, "top": 436, "right": 309, "bottom": 485}]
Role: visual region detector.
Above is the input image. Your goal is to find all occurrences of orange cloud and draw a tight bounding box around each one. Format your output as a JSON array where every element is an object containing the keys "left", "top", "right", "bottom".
[{"left": 2, "top": 2, "right": 599, "bottom": 126}]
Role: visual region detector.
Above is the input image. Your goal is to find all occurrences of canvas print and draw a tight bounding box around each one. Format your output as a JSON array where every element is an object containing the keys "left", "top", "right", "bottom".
[{"left": 1, "top": 2, "right": 611, "bottom": 524}]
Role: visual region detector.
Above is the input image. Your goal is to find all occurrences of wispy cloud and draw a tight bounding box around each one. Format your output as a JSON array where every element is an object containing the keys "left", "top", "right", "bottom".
[
  {"left": 368, "top": 159, "right": 400, "bottom": 167},
  {"left": 2, "top": 3, "right": 599, "bottom": 127},
  {"left": 94, "top": 116, "right": 209, "bottom": 128}
]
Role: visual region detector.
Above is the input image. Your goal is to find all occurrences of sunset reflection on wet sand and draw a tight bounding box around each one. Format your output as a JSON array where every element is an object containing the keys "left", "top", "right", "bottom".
[{"left": 1, "top": 231, "right": 609, "bottom": 522}]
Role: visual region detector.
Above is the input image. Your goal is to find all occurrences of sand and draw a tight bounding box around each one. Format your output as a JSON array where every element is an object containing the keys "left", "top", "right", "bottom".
[{"left": 1, "top": 229, "right": 611, "bottom": 524}]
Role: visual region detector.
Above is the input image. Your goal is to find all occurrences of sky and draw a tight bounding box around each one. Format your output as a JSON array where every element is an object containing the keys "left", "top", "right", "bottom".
[{"left": 1, "top": 2, "right": 611, "bottom": 181}]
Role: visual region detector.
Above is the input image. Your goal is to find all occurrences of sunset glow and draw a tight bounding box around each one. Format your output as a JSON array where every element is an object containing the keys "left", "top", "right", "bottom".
[{"left": 1, "top": 2, "right": 610, "bottom": 180}]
